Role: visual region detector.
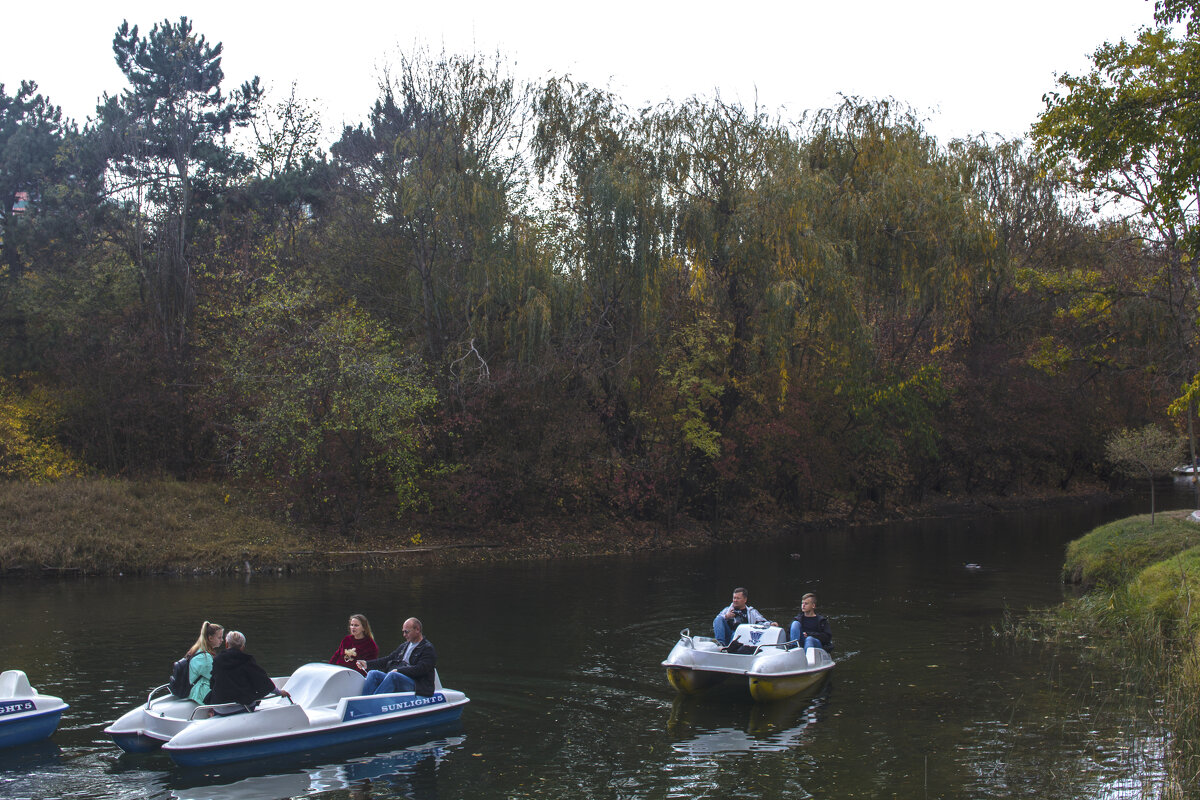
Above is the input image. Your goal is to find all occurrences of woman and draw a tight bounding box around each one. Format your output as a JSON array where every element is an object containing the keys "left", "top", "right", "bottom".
[
  {"left": 330, "top": 614, "right": 378, "bottom": 675},
  {"left": 187, "top": 621, "right": 224, "bottom": 704}
]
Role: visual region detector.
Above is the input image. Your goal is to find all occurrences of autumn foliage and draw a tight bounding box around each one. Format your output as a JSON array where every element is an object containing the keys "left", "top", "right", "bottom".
[{"left": 0, "top": 19, "right": 1193, "bottom": 533}]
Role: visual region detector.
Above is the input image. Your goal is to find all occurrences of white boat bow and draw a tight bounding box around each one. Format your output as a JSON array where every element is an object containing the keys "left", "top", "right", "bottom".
[{"left": 0, "top": 670, "right": 68, "bottom": 749}]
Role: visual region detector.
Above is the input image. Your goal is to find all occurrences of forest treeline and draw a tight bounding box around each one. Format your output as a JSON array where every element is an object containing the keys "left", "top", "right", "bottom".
[{"left": 1, "top": 8, "right": 1197, "bottom": 534}]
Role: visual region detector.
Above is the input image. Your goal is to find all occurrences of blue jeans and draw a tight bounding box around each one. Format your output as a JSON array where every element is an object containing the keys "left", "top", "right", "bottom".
[
  {"left": 714, "top": 614, "right": 738, "bottom": 646},
  {"left": 362, "top": 669, "right": 416, "bottom": 695},
  {"left": 788, "top": 621, "right": 824, "bottom": 650}
]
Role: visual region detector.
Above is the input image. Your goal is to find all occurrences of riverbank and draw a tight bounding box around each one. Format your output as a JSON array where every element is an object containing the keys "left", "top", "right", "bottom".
[
  {"left": 1045, "top": 509, "right": 1200, "bottom": 796},
  {"left": 0, "top": 476, "right": 1119, "bottom": 576}
]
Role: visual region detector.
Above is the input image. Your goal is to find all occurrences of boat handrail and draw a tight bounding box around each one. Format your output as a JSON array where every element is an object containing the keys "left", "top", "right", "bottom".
[{"left": 145, "top": 683, "right": 172, "bottom": 709}]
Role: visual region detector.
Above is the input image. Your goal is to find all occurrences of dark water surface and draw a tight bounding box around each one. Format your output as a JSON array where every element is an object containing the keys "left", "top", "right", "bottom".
[{"left": 0, "top": 492, "right": 1191, "bottom": 799}]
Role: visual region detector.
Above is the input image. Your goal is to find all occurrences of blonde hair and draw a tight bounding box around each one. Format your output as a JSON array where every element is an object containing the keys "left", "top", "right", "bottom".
[
  {"left": 350, "top": 614, "right": 374, "bottom": 640},
  {"left": 187, "top": 620, "right": 224, "bottom": 657}
]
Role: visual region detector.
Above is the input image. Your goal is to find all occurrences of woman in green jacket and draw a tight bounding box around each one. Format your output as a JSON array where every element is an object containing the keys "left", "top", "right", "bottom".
[{"left": 186, "top": 621, "right": 224, "bottom": 704}]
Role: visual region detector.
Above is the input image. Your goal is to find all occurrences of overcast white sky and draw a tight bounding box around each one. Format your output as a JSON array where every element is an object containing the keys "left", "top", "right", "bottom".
[{"left": 3, "top": 0, "right": 1159, "bottom": 146}]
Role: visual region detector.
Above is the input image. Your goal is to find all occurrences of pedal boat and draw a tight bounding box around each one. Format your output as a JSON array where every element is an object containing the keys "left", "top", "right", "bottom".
[
  {"left": 0, "top": 670, "right": 68, "bottom": 749},
  {"left": 662, "top": 623, "right": 834, "bottom": 702},
  {"left": 105, "top": 662, "right": 469, "bottom": 767}
]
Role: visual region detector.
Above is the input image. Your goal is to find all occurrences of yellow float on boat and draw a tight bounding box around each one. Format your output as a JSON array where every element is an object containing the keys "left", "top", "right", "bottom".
[{"left": 662, "top": 624, "right": 834, "bottom": 701}]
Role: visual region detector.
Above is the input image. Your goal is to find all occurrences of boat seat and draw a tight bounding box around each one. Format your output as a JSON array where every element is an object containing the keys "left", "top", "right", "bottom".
[
  {"left": 284, "top": 664, "right": 365, "bottom": 708},
  {"left": 0, "top": 670, "right": 34, "bottom": 699}
]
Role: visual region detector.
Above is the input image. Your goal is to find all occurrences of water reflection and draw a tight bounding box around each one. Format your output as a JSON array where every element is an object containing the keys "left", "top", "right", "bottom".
[
  {"left": 168, "top": 734, "right": 464, "bottom": 800},
  {"left": 668, "top": 685, "right": 829, "bottom": 754}
]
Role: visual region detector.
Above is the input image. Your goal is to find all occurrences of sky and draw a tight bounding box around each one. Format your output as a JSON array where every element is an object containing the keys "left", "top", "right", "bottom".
[{"left": 3, "top": 0, "right": 1160, "bottom": 147}]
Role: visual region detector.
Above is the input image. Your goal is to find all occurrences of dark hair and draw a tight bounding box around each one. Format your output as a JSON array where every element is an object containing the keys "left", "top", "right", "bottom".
[{"left": 733, "top": 587, "right": 748, "bottom": 598}]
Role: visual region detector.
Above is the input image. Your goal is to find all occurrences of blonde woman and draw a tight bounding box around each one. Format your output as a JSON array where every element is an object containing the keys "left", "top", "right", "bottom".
[
  {"left": 329, "top": 614, "right": 378, "bottom": 675},
  {"left": 186, "top": 621, "right": 224, "bottom": 703}
]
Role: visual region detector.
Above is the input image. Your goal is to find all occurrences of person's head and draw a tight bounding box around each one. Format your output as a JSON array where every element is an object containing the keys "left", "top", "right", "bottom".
[
  {"left": 801, "top": 593, "right": 817, "bottom": 615},
  {"left": 731, "top": 588, "right": 749, "bottom": 610},
  {"left": 401, "top": 617, "right": 423, "bottom": 643},
  {"left": 349, "top": 614, "right": 373, "bottom": 640},
  {"left": 225, "top": 630, "right": 247, "bottom": 650},
  {"left": 189, "top": 620, "right": 224, "bottom": 656}
]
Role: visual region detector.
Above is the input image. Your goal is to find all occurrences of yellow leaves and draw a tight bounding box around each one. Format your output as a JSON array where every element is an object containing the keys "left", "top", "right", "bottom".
[
  {"left": 1027, "top": 336, "right": 1073, "bottom": 376},
  {"left": 0, "top": 378, "right": 84, "bottom": 484}
]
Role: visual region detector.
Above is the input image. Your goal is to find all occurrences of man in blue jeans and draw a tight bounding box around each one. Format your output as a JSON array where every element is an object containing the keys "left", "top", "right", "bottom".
[
  {"left": 355, "top": 617, "right": 437, "bottom": 696},
  {"left": 713, "top": 587, "right": 776, "bottom": 646},
  {"left": 789, "top": 592, "right": 833, "bottom": 651}
]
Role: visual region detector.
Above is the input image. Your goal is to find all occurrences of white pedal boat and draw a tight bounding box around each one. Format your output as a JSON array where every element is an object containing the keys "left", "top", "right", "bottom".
[
  {"left": 662, "top": 623, "right": 834, "bottom": 701},
  {"left": 0, "top": 670, "right": 68, "bottom": 749},
  {"left": 105, "top": 662, "right": 468, "bottom": 767}
]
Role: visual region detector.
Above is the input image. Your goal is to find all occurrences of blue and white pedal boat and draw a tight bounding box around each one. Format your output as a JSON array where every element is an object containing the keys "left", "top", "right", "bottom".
[
  {"left": 0, "top": 670, "right": 68, "bottom": 749},
  {"left": 105, "top": 662, "right": 468, "bottom": 766}
]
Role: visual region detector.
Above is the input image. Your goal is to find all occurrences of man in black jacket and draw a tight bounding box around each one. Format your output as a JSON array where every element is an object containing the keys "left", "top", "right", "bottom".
[
  {"left": 356, "top": 617, "right": 437, "bottom": 696},
  {"left": 788, "top": 593, "right": 833, "bottom": 651},
  {"left": 206, "top": 631, "right": 289, "bottom": 706}
]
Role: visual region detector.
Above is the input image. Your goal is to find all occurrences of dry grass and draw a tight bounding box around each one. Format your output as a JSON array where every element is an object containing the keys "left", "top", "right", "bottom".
[{"left": 0, "top": 478, "right": 319, "bottom": 574}]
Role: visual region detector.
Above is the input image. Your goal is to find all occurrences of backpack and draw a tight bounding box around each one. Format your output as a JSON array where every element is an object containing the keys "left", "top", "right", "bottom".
[{"left": 168, "top": 653, "right": 194, "bottom": 698}]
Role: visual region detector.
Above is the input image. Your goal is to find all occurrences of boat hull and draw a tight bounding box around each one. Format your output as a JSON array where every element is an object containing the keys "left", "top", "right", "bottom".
[
  {"left": 108, "top": 664, "right": 471, "bottom": 767},
  {"left": 662, "top": 628, "right": 835, "bottom": 701},
  {"left": 666, "top": 666, "right": 728, "bottom": 695},
  {"left": 0, "top": 671, "right": 68, "bottom": 749},
  {"left": 105, "top": 690, "right": 202, "bottom": 752},
  {"left": 163, "top": 694, "right": 467, "bottom": 767},
  {"left": 747, "top": 668, "right": 831, "bottom": 701},
  {"left": 0, "top": 707, "right": 66, "bottom": 749}
]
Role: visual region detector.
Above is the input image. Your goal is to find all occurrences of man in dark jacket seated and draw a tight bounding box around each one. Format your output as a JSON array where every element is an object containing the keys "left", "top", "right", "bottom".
[
  {"left": 355, "top": 617, "right": 437, "bottom": 696},
  {"left": 205, "top": 631, "right": 289, "bottom": 708}
]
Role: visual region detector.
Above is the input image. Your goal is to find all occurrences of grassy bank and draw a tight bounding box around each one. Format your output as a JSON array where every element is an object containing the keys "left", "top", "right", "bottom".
[
  {"left": 0, "top": 477, "right": 721, "bottom": 575},
  {"left": 0, "top": 479, "right": 322, "bottom": 575},
  {"left": 0, "top": 476, "right": 1116, "bottom": 576},
  {"left": 1051, "top": 510, "right": 1200, "bottom": 796}
]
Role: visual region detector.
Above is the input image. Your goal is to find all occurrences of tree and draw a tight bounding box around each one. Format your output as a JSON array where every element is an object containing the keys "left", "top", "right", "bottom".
[
  {"left": 1106, "top": 424, "right": 1182, "bottom": 523},
  {"left": 209, "top": 277, "right": 438, "bottom": 530},
  {"left": 1034, "top": 2, "right": 1200, "bottom": 463},
  {"left": 99, "top": 17, "right": 261, "bottom": 353},
  {"left": 328, "top": 49, "right": 530, "bottom": 363},
  {"left": 0, "top": 81, "right": 66, "bottom": 286}
]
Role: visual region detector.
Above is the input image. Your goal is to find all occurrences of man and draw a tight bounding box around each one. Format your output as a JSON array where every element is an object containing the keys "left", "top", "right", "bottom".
[
  {"left": 789, "top": 593, "right": 833, "bottom": 651},
  {"left": 713, "top": 587, "right": 776, "bottom": 647},
  {"left": 205, "top": 630, "right": 289, "bottom": 707},
  {"left": 356, "top": 617, "right": 437, "bottom": 696}
]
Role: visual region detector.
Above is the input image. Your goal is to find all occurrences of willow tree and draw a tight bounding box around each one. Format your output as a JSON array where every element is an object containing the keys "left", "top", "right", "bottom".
[
  {"left": 328, "top": 50, "right": 532, "bottom": 367},
  {"left": 799, "top": 99, "right": 997, "bottom": 504},
  {"left": 656, "top": 98, "right": 849, "bottom": 405},
  {"left": 533, "top": 78, "right": 675, "bottom": 376}
]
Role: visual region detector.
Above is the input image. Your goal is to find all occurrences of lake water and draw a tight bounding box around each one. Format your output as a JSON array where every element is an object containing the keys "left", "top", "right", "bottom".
[{"left": 0, "top": 491, "right": 1191, "bottom": 799}]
